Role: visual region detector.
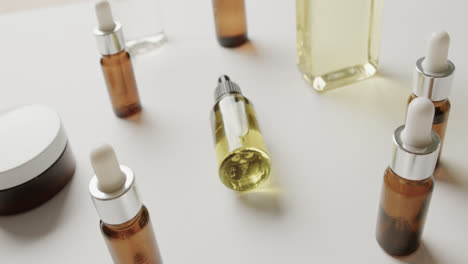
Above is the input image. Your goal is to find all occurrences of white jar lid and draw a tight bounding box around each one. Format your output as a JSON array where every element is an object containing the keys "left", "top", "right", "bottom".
[{"left": 0, "top": 105, "right": 67, "bottom": 190}]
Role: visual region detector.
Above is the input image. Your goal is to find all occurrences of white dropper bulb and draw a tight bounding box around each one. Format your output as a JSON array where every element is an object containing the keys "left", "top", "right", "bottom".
[
  {"left": 95, "top": 0, "right": 116, "bottom": 32},
  {"left": 90, "top": 144, "right": 126, "bottom": 193},
  {"left": 422, "top": 31, "right": 450, "bottom": 74},
  {"left": 401, "top": 98, "right": 435, "bottom": 151}
]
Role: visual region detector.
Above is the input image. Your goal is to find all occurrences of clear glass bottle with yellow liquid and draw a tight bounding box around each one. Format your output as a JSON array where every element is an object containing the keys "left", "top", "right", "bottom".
[
  {"left": 210, "top": 75, "right": 271, "bottom": 191},
  {"left": 296, "top": 0, "right": 384, "bottom": 91}
]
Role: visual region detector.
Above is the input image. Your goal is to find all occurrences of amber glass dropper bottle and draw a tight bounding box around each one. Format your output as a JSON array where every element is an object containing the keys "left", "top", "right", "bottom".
[
  {"left": 408, "top": 31, "right": 455, "bottom": 162},
  {"left": 376, "top": 98, "right": 440, "bottom": 256},
  {"left": 212, "top": 0, "right": 248, "bottom": 47},
  {"left": 94, "top": 0, "right": 142, "bottom": 118},
  {"left": 89, "top": 144, "right": 163, "bottom": 264}
]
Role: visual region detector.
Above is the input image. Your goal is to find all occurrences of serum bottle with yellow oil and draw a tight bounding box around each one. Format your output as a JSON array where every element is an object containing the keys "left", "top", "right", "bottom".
[{"left": 210, "top": 75, "right": 271, "bottom": 191}]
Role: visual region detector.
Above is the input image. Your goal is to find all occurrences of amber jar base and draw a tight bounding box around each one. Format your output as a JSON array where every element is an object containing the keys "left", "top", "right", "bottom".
[
  {"left": 376, "top": 207, "right": 421, "bottom": 256},
  {"left": 217, "top": 34, "right": 248, "bottom": 48},
  {"left": 376, "top": 167, "right": 433, "bottom": 257},
  {"left": 114, "top": 103, "right": 142, "bottom": 118},
  {"left": 101, "top": 205, "right": 163, "bottom": 264},
  {"left": 0, "top": 144, "right": 75, "bottom": 215}
]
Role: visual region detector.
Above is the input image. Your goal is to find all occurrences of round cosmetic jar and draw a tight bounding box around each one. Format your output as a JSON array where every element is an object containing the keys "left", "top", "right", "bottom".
[{"left": 0, "top": 105, "right": 76, "bottom": 215}]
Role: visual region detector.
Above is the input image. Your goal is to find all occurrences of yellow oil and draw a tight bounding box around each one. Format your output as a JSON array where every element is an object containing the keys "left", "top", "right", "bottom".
[
  {"left": 212, "top": 94, "right": 271, "bottom": 191},
  {"left": 296, "top": 0, "right": 383, "bottom": 91}
]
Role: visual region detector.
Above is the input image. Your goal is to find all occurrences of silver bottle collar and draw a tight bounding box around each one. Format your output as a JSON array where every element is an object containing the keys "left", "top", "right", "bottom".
[
  {"left": 390, "top": 126, "right": 440, "bottom": 181},
  {"left": 214, "top": 75, "right": 242, "bottom": 102},
  {"left": 413, "top": 57, "right": 455, "bottom": 101},
  {"left": 89, "top": 165, "right": 142, "bottom": 225},
  {"left": 94, "top": 22, "right": 125, "bottom": 55}
]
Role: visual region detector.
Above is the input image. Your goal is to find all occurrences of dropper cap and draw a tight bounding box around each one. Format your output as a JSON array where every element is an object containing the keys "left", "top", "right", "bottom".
[
  {"left": 95, "top": 1, "right": 117, "bottom": 32},
  {"left": 90, "top": 144, "right": 126, "bottom": 193},
  {"left": 413, "top": 31, "right": 455, "bottom": 101},
  {"left": 422, "top": 31, "right": 450, "bottom": 74},
  {"left": 401, "top": 98, "right": 435, "bottom": 152},
  {"left": 214, "top": 75, "right": 242, "bottom": 102},
  {"left": 93, "top": 0, "right": 125, "bottom": 55},
  {"left": 390, "top": 98, "right": 440, "bottom": 181},
  {"left": 89, "top": 144, "right": 142, "bottom": 225}
]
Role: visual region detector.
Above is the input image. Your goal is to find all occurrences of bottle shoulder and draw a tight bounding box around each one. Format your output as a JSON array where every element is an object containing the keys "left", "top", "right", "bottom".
[
  {"left": 100, "top": 51, "right": 131, "bottom": 66},
  {"left": 433, "top": 98, "right": 450, "bottom": 112},
  {"left": 384, "top": 167, "right": 434, "bottom": 196},
  {"left": 215, "top": 93, "right": 250, "bottom": 105},
  {"left": 100, "top": 205, "right": 150, "bottom": 238},
  {"left": 409, "top": 93, "right": 450, "bottom": 109}
]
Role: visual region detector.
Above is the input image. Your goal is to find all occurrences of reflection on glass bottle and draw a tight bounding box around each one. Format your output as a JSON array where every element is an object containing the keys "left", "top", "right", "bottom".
[{"left": 211, "top": 75, "right": 271, "bottom": 191}]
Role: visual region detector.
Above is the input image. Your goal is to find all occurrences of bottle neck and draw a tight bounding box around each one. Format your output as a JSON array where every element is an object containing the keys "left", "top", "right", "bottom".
[
  {"left": 94, "top": 22, "right": 126, "bottom": 56},
  {"left": 214, "top": 78, "right": 242, "bottom": 102},
  {"left": 89, "top": 165, "right": 142, "bottom": 225},
  {"left": 412, "top": 57, "right": 455, "bottom": 101},
  {"left": 101, "top": 205, "right": 146, "bottom": 229},
  {"left": 390, "top": 126, "right": 440, "bottom": 181}
]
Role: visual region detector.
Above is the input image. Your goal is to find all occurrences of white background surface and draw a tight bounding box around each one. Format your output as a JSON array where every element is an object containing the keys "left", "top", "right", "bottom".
[{"left": 0, "top": 0, "right": 467, "bottom": 263}]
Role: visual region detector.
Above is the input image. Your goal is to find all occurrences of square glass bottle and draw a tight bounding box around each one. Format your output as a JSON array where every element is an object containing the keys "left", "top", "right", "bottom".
[{"left": 296, "top": 0, "right": 383, "bottom": 91}]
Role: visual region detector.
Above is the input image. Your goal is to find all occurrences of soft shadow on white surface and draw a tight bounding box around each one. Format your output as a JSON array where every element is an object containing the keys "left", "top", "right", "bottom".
[
  {"left": 233, "top": 41, "right": 259, "bottom": 57},
  {"left": 434, "top": 162, "right": 468, "bottom": 189},
  {"left": 115, "top": 108, "right": 159, "bottom": 130},
  {"left": 0, "top": 179, "right": 73, "bottom": 240},
  {"left": 121, "top": 109, "right": 146, "bottom": 124},
  {"left": 395, "top": 242, "right": 439, "bottom": 264},
  {"left": 322, "top": 73, "right": 409, "bottom": 118},
  {"left": 236, "top": 172, "right": 284, "bottom": 216}
]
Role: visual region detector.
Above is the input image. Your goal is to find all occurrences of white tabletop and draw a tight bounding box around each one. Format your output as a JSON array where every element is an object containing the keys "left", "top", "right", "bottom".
[{"left": 0, "top": 0, "right": 467, "bottom": 263}]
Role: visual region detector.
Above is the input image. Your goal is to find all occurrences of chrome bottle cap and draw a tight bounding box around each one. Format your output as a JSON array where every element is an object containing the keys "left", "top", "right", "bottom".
[
  {"left": 94, "top": 22, "right": 125, "bottom": 55},
  {"left": 94, "top": 1, "right": 125, "bottom": 55},
  {"left": 89, "top": 165, "right": 142, "bottom": 225},
  {"left": 390, "top": 126, "right": 440, "bottom": 181},
  {"left": 413, "top": 57, "right": 455, "bottom": 101},
  {"left": 214, "top": 75, "right": 242, "bottom": 102}
]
